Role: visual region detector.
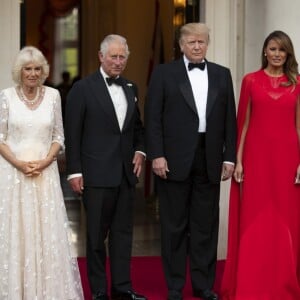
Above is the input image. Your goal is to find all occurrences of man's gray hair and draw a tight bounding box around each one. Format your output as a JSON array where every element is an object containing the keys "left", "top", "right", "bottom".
[{"left": 100, "top": 34, "right": 130, "bottom": 58}]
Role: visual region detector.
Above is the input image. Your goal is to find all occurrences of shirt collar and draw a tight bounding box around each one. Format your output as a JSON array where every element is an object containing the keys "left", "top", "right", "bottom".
[{"left": 100, "top": 67, "right": 120, "bottom": 80}]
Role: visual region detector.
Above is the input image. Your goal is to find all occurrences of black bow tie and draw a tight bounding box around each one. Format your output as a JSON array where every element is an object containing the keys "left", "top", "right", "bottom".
[
  {"left": 106, "top": 76, "right": 122, "bottom": 86},
  {"left": 188, "top": 62, "right": 206, "bottom": 71}
]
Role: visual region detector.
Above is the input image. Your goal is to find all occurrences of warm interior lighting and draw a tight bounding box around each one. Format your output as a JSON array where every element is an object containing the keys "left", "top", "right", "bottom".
[
  {"left": 173, "top": 0, "right": 186, "bottom": 27},
  {"left": 174, "top": 0, "right": 186, "bottom": 8}
]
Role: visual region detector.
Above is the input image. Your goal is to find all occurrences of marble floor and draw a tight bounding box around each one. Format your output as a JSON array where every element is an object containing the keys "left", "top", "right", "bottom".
[{"left": 62, "top": 174, "right": 161, "bottom": 257}]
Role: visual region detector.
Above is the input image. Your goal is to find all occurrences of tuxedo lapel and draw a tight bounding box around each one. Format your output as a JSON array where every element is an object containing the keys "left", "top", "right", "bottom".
[
  {"left": 88, "top": 72, "right": 121, "bottom": 131},
  {"left": 175, "top": 60, "right": 198, "bottom": 115},
  {"left": 206, "top": 62, "right": 218, "bottom": 118},
  {"left": 121, "top": 79, "right": 135, "bottom": 131},
  {"left": 175, "top": 59, "right": 219, "bottom": 118}
]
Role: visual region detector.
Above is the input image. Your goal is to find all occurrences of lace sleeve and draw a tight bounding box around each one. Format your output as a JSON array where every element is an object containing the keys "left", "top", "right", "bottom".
[
  {"left": 0, "top": 90, "right": 9, "bottom": 145},
  {"left": 52, "top": 89, "right": 65, "bottom": 150}
]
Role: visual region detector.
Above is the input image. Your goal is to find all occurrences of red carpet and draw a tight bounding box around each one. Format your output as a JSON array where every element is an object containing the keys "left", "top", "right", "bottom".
[{"left": 77, "top": 257, "right": 225, "bottom": 300}]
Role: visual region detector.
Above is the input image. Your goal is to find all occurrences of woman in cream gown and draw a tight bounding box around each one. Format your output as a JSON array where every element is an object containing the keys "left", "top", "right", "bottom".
[{"left": 0, "top": 46, "right": 84, "bottom": 299}]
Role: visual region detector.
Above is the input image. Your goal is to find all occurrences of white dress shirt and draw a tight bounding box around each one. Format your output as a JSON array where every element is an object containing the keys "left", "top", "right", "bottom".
[
  {"left": 101, "top": 67, "right": 128, "bottom": 130},
  {"left": 184, "top": 56, "right": 234, "bottom": 167},
  {"left": 184, "top": 55, "right": 208, "bottom": 133}
]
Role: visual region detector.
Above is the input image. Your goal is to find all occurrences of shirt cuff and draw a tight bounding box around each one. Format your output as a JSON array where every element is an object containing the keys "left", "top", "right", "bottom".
[
  {"left": 67, "top": 173, "right": 82, "bottom": 180},
  {"left": 135, "top": 150, "right": 146, "bottom": 158}
]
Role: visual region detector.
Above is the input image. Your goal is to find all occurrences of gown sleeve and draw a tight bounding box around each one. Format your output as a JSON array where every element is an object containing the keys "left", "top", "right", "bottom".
[
  {"left": 236, "top": 72, "right": 254, "bottom": 147},
  {"left": 0, "top": 90, "right": 9, "bottom": 145},
  {"left": 51, "top": 89, "right": 65, "bottom": 149}
]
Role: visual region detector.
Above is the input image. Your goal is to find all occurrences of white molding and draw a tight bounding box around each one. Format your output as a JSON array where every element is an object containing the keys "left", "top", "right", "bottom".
[{"left": 0, "top": 0, "right": 20, "bottom": 89}]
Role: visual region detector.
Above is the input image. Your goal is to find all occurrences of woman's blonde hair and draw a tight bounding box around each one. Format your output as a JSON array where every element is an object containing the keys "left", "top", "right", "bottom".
[{"left": 12, "top": 46, "right": 49, "bottom": 85}]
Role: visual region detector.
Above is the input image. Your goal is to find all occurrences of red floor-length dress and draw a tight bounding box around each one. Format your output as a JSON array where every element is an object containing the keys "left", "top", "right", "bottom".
[{"left": 221, "top": 70, "right": 300, "bottom": 300}]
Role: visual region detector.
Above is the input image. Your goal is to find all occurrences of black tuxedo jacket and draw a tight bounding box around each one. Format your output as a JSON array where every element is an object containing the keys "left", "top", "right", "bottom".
[
  {"left": 145, "top": 58, "right": 237, "bottom": 183},
  {"left": 65, "top": 71, "right": 145, "bottom": 187}
]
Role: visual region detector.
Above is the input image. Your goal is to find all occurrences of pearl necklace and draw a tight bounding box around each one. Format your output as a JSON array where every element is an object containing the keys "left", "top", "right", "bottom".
[
  {"left": 19, "top": 87, "right": 40, "bottom": 105},
  {"left": 17, "top": 86, "right": 45, "bottom": 109}
]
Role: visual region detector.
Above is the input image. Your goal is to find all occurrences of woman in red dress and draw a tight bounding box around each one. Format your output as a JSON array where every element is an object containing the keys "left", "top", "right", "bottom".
[{"left": 221, "top": 31, "right": 300, "bottom": 300}]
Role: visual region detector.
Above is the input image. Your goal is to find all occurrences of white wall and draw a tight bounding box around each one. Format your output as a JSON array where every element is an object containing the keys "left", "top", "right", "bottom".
[
  {"left": 0, "top": 0, "right": 20, "bottom": 89},
  {"left": 245, "top": 0, "right": 300, "bottom": 74}
]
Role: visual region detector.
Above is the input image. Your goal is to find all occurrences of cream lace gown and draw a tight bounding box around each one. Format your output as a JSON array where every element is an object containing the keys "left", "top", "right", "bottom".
[{"left": 0, "top": 86, "right": 84, "bottom": 300}]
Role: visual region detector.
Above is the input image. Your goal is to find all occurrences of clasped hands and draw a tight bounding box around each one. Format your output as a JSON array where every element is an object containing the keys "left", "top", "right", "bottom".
[{"left": 17, "top": 158, "right": 52, "bottom": 177}]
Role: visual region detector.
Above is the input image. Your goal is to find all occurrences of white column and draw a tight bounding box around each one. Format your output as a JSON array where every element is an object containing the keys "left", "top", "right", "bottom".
[
  {"left": 205, "top": 0, "right": 244, "bottom": 259},
  {"left": 265, "top": 0, "right": 300, "bottom": 55},
  {"left": 245, "top": 0, "right": 300, "bottom": 74},
  {"left": 0, "top": 0, "right": 20, "bottom": 89}
]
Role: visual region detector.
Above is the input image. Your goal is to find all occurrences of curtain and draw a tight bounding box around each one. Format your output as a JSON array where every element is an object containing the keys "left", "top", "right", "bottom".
[{"left": 48, "top": 0, "right": 79, "bottom": 17}]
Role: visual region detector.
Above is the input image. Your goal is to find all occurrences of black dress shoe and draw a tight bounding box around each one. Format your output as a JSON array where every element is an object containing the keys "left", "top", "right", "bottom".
[
  {"left": 167, "top": 295, "right": 183, "bottom": 300},
  {"left": 111, "top": 290, "right": 147, "bottom": 300},
  {"left": 167, "top": 296, "right": 183, "bottom": 300},
  {"left": 167, "top": 289, "right": 183, "bottom": 300},
  {"left": 92, "top": 291, "right": 109, "bottom": 300},
  {"left": 195, "top": 289, "right": 219, "bottom": 300}
]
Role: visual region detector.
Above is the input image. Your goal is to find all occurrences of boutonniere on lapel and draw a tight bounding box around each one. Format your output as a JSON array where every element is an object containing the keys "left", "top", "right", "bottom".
[{"left": 125, "top": 83, "right": 137, "bottom": 102}]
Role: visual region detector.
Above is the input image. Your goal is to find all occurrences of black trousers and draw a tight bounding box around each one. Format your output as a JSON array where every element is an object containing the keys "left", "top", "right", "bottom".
[
  {"left": 82, "top": 176, "right": 135, "bottom": 295},
  {"left": 157, "top": 134, "right": 220, "bottom": 295}
]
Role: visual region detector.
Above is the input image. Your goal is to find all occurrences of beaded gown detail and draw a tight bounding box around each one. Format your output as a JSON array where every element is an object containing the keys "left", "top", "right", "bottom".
[
  {"left": 0, "top": 86, "right": 84, "bottom": 299},
  {"left": 221, "top": 70, "right": 300, "bottom": 300}
]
